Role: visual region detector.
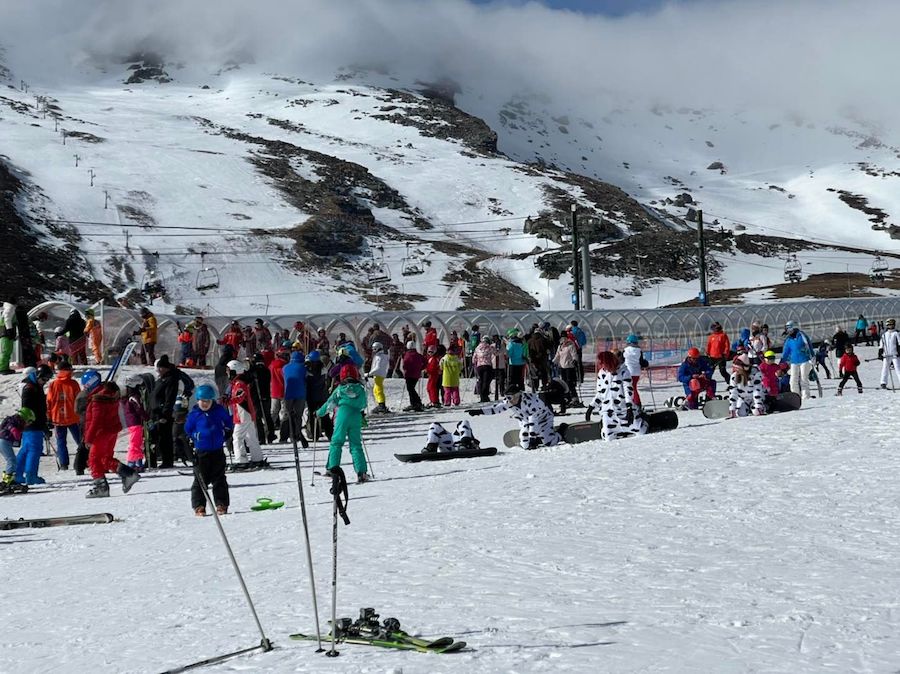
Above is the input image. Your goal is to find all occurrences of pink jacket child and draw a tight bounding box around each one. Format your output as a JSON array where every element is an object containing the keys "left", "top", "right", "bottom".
[
  {"left": 122, "top": 391, "right": 149, "bottom": 469},
  {"left": 54, "top": 328, "right": 71, "bottom": 359},
  {"left": 758, "top": 358, "right": 780, "bottom": 397}
]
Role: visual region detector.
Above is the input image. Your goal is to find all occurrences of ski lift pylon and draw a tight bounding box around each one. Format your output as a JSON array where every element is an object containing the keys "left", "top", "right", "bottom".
[
  {"left": 401, "top": 242, "right": 424, "bottom": 277},
  {"left": 195, "top": 251, "right": 220, "bottom": 292},
  {"left": 783, "top": 254, "right": 802, "bottom": 283}
]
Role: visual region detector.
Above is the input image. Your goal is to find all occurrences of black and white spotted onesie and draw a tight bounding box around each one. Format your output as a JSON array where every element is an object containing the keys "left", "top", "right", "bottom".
[
  {"left": 727, "top": 367, "right": 766, "bottom": 416},
  {"left": 587, "top": 365, "right": 648, "bottom": 440},
  {"left": 426, "top": 420, "right": 476, "bottom": 451},
  {"left": 482, "top": 392, "right": 562, "bottom": 447}
]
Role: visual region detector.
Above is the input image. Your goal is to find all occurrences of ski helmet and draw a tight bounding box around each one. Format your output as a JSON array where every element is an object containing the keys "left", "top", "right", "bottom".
[
  {"left": 887, "top": 318, "right": 896, "bottom": 328},
  {"left": 80, "top": 369, "right": 101, "bottom": 391},
  {"left": 54, "top": 326, "right": 64, "bottom": 335},
  {"left": 306, "top": 350, "right": 321, "bottom": 362},
  {"left": 506, "top": 327, "right": 519, "bottom": 338},
  {"left": 340, "top": 364, "right": 360, "bottom": 382},
  {"left": 226, "top": 359, "right": 246, "bottom": 374},
  {"left": 481, "top": 335, "right": 491, "bottom": 342},
  {"left": 406, "top": 341, "right": 416, "bottom": 349},
  {"left": 371, "top": 341, "right": 384, "bottom": 352},
  {"left": 35, "top": 364, "right": 53, "bottom": 382},
  {"left": 687, "top": 347, "right": 700, "bottom": 358},
  {"left": 195, "top": 384, "right": 217, "bottom": 401},
  {"left": 763, "top": 350, "right": 776, "bottom": 359},
  {"left": 625, "top": 334, "right": 640, "bottom": 344},
  {"left": 17, "top": 407, "right": 35, "bottom": 423}
]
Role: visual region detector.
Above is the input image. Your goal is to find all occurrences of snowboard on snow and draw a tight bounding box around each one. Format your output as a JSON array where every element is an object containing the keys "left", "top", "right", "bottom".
[
  {"left": 502, "top": 409, "right": 679, "bottom": 447},
  {"left": 0, "top": 513, "right": 114, "bottom": 530},
  {"left": 395, "top": 447, "right": 498, "bottom": 463},
  {"left": 702, "top": 391, "right": 802, "bottom": 420}
]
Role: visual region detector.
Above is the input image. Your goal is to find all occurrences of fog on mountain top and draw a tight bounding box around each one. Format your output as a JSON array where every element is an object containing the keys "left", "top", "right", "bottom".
[{"left": 2, "top": 0, "right": 898, "bottom": 124}]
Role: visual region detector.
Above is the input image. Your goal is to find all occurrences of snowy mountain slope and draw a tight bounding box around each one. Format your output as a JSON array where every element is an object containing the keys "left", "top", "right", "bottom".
[
  {"left": 2, "top": 46, "right": 900, "bottom": 313},
  {"left": 3, "top": 355, "right": 900, "bottom": 673}
]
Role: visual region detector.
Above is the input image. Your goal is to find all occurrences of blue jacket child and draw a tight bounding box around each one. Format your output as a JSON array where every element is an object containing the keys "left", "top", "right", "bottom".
[{"left": 183, "top": 384, "right": 234, "bottom": 515}]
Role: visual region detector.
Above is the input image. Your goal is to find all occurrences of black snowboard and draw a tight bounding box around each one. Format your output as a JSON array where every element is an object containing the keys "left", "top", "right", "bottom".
[
  {"left": 15, "top": 306, "right": 36, "bottom": 368},
  {"left": 0, "top": 513, "right": 114, "bottom": 530},
  {"left": 395, "top": 447, "right": 498, "bottom": 463}
]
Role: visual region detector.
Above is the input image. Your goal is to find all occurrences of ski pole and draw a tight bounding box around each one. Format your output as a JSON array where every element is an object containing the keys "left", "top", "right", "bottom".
[
  {"left": 646, "top": 366, "right": 657, "bottom": 410},
  {"left": 192, "top": 453, "right": 272, "bottom": 652},
  {"left": 287, "top": 415, "right": 324, "bottom": 651},
  {"left": 359, "top": 432, "right": 375, "bottom": 479},
  {"left": 326, "top": 467, "right": 350, "bottom": 658},
  {"left": 310, "top": 417, "right": 319, "bottom": 487}
]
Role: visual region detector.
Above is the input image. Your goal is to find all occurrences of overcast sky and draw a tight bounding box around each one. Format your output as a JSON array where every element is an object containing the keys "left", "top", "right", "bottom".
[{"left": 2, "top": 0, "right": 897, "bottom": 124}]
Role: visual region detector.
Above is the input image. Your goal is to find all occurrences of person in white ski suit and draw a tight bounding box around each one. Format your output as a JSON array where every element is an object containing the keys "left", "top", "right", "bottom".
[
  {"left": 226, "top": 360, "right": 264, "bottom": 465},
  {"left": 879, "top": 318, "right": 900, "bottom": 389},
  {"left": 585, "top": 353, "right": 647, "bottom": 440},
  {"left": 365, "top": 342, "right": 391, "bottom": 413},
  {"left": 727, "top": 362, "right": 767, "bottom": 417},
  {"left": 422, "top": 420, "right": 478, "bottom": 452},
  {"left": 467, "top": 391, "right": 561, "bottom": 449}
]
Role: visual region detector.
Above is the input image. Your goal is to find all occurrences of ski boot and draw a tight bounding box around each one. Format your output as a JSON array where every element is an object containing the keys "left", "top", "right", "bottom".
[
  {"left": 421, "top": 442, "right": 438, "bottom": 454},
  {"left": 249, "top": 458, "right": 270, "bottom": 470},
  {"left": 24, "top": 473, "right": 46, "bottom": 485},
  {"left": 835, "top": 389, "right": 843, "bottom": 396},
  {"left": 215, "top": 504, "right": 228, "bottom": 515},
  {"left": 372, "top": 403, "right": 390, "bottom": 415},
  {"left": 881, "top": 384, "right": 888, "bottom": 390},
  {"left": 356, "top": 472, "right": 371, "bottom": 484},
  {"left": 194, "top": 506, "right": 207, "bottom": 517},
  {"left": 86, "top": 478, "right": 110, "bottom": 499},
  {"left": 117, "top": 463, "right": 141, "bottom": 494},
  {"left": 857, "top": 387, "right": 864, "bottom": 394}
]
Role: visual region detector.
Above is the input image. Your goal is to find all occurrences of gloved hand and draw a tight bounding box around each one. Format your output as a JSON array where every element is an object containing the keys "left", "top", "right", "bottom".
[
  {"left": 466, "top": 409, "right": 484, "bottom": 416},
  {"left": 584, "top": 407, "right": 593, "bottom": 422}
]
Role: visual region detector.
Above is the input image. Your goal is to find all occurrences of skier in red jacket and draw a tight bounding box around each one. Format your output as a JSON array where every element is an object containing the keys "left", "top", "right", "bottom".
[
  {"left": 836, "top": 344, "right": 863, "bottom": 395},
  {"left": 84, "top": 382, "right": 141, "bottom": 498}
]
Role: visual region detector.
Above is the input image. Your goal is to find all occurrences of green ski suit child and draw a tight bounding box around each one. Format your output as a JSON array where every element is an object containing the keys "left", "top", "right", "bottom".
[{"left": 317, "top": 365, "right": 369, "bottom": 481}]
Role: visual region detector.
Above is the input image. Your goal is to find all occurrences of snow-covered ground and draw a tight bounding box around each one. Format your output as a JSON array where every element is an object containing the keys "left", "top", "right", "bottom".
[{"left": 2, "top": 354, "right": 899, "bottom": 673}]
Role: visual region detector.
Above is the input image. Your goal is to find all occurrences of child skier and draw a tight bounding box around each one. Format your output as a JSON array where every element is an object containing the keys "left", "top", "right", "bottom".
[
  {"left": 0, "top": 408, "right": 33, "bottom": 493},
  {"left": 184, "top": 384, "right": 234, "bottom": 515},
  {"left": 468, "top": 389, "right": 562, "bottom": 449},
  {"left": 815, "top": 341, "right": 832, "bottom": 379},
  {"left": 440, "top": 344, "right": 463, "bottom": 406},
  {"left": 226, "top": 359, "right": 265, "bottom": 468},
  {"left": 365, "top": 341, "right": 391, "bottom": 414},
  {"left": 45, "top": 361, "right": 81, "bottom": 469},
  {"left": 317, "top": 364, "right": 370, "bottom": 483},
  {"left": 758, "top": 350, "right": 781, "bottom": 398},
  {"left": 425, "top": 345, "right": 441, "bottom": 408},
  {"left": 123, "top": 379, "right": 149, "bottom": 470},
  {"left": 836, "top": 344, "right": 863, "bottom": 395},
  {"left": 422, "top": 420, "right": 480, "bottom": 453},
  {"left": 84, "top": 382, "right": 141, "bottom": 498}
]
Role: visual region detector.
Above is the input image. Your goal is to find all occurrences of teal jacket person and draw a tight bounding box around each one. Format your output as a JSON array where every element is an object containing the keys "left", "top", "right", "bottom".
[{"left": 316, "top": 364, "right": 369, "bottom": 482}]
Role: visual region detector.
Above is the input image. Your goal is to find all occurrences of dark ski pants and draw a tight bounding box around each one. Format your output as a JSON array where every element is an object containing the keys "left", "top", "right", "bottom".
[
  {"left": 854, "top": 329, "right": 870, "bottom": 346},
  {"left": 508, "top": 364, "right": 526, "bottom": 392},
  {"left": 191, "top": 450, "right": 229, "bottom": 510},
  {"left": 405, "top": 378, "right": 424, "bottom": 409},
  {"left": 837, "top": 371, "right": 863, "bottom": 392},
  {"left": 476, "top": 366, "right": 493, "bottom": 402},
  {"left": 154, "top": 414, "right": 175, "bottom": 467},
  {"left": 561, "top": 367, "right": 578, "bottom": 401},
  {"left": 710, "top": 357, "right": 729, "bottom": 382},
  {"left": 816, "top": 360, "right": 831, "bottom": 378}
]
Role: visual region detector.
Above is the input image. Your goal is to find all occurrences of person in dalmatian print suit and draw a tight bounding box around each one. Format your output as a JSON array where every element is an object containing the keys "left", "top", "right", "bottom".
[
  {"left": 468, "top": 390, "right": 562, "bottom": 450},
  {"left": 584, "top": 351, "right": 647, "bottom": 440},
  {"left": 728, "top": 345, "right": 767, "bottom": 417},
  {"left": 420, "top": 419, "right": 480, "bottom": 453}
]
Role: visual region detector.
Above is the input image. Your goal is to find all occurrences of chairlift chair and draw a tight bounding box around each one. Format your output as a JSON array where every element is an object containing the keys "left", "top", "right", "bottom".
[
  {"left": 140, "top": 269, "right": 166, "bottom": 299},
  {"left": 195, "top": 252, "right": 220, "bottom": 292},
  {"left": 783, "top": 255, "right": 802, "bottom": 283},
  {"left": 401, "top": 242, "right": 425, "bottom": 277},
  {"left": 869, "top": 255, "right": 888, "bottom": 284},
  {"left": 367, "top": 245, "right": 391, "bottom": 284}
]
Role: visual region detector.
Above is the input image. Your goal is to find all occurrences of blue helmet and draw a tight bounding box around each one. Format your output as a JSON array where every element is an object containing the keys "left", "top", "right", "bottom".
[
  {"left": 625, "top": 334, "right": 640, "bottom": 344},
  {"left": 80, "top": 369, "right": 101, "bottom": 391},
  {"left": 306, "top": 350, "right": 321, "bottom": 363},
  {"left": 195, "top": 384, "right": 217, "bottom": 401}
]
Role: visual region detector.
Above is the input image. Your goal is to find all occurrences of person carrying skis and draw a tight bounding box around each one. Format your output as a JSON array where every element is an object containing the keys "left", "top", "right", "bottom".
[
  {"left": 46, "top": 361, "right": 81, "bottom": 470},
  {"left": 226, "top": 359, "right": 266, "bottom": 468},
  {"left": 400, "top": 341, "right": 426, "bottom": 412},
  {"left": 467, "top": 389, "right": 562, "bottom": 450},
  {"left": 421, "top": 420, "right": 480, "bottom": 453},
  {"left": 677, "top": 347, "right": 716, "bottom": 409},
  {"left": 0, "top": 408, "right": 33, "bottom": 491},
  {"left": 440, "top": 344, "right": 463, "bottom": 406},
  {"left": 365, "top": 341, "right": 391, "bottom": 414},
  {"left": 185, "top": 384, "right": 234, "bottom": 515},
  {"left": 584, "top": 350, "right": 647, "bottom": 439},
  {"left": 0, "top": 296, "right": 16, "bottom": 375},
  {"left": 879, "top": 318, "right": 900, "bottom": 390},
  {"left": 727, "top": 348, "right": 766, "bottom": 417},
  {"left": 780, "top": 321, "right": 815, "bottom": 399},
  {"left": 15, "top": 364, "right": 53, "bottom": 485},
  {"left": 84, "top": 382, "right": 141, "bottom": 498},
  {"left": 317, "top": 364, "right": 370, "bottom": 483},
  {"left": 836, "top": 344, "right": 863, "bottom": 395},
  {"left": 705, "top": 322, "right": 731, "bottom": 382}
]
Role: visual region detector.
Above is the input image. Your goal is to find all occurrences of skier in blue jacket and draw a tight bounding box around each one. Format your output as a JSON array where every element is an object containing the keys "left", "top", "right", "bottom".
[
  {"left": 281, "top": 351, "right": 309, "bottom": 446},
  {"left": 780, "top": 321, "right": 815, "bottom": 399},
  {"left": 184, "top": 384, "right": 233, "bottom": 516}
]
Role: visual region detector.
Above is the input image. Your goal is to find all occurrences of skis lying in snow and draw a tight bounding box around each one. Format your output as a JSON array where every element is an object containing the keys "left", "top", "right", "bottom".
[
  {"left": 395, "top": 447, "right": 497, "bottom": 463},
  {"left": 0, "top": 513, "right": 114, "bottom": 530},
  {"left": 290, "top": 608, "right": 467, "bottom": 653}
]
